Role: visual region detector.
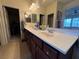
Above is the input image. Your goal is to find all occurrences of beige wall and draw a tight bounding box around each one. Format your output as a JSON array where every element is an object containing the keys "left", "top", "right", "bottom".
[
  {"left": 57, "top": 1, "right": 64, "bottom": 12},
  {"left": 2, "top": 0, "right": 31, "bottom": 21}
]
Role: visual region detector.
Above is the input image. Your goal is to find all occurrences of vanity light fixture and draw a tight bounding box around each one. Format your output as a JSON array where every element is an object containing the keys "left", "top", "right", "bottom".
[
  {"left": 43, "top": 0, "right": 46, "bottom": 2},
  {"left": 25, "top": 14, "right": 28, "bottom": 18},
  {"left": 24, "top": 13, "right": 29, "bottom": 18}
]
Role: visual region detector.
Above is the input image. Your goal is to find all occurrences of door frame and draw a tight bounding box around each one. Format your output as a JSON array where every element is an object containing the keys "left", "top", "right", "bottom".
[{"left": 2, "top": 6, "right": 21, "bottom": 39}]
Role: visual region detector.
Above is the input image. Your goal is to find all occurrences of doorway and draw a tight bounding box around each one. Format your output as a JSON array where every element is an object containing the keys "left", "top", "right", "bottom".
[
  {"left": 39, "top": 14, "right": 45, "bottom": 25},
  {"left": 48, "top": 14, "right": 54, "bottom": 27},
  {"left": 4, "top": 6, "right": 21, "bottom": 37}
]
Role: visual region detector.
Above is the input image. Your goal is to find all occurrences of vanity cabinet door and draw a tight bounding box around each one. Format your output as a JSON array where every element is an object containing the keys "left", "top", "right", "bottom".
[
  {"left": 24, "top": 29, "right": 30, "bottom": 39},
  {"left": 24, "top": 29, "right": 32, "bottom": 51},
  {"left": 24, "top": 29, "right": 29, "bottom": 45},
  {"left": 36, "top": 47, "right": 49, "bottom": 59},
  {"left": 31, "top": 39, "right": 36, "bottom": 59},
  {"left": 58, "top": 49, "right": 73, "bottom": 59},
  {"left": 33, "top": 36, "right": 43, "bottom": 49},
  {"left": 24, "top": 29, "right": 28, "bottom": 40},
  {"left": 43, "top": 43, "right": 58, "bottom": 59}
]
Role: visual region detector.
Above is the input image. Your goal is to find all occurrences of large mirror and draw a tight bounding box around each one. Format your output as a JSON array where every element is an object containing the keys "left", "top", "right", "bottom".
[
  {"left": 25, "top": 0, "right": 79, "bottom": 30},
  {"left": 31, "top": 14, "right": 37, "bottom": 23},
  {"left": 57, "top": 0, "right": 79, "bottom": 29}
]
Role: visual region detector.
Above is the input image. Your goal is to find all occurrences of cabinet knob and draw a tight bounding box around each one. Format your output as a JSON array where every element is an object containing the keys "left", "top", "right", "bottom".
[{"left": 46, "top": 51, "right": 49, "bottom": 55}]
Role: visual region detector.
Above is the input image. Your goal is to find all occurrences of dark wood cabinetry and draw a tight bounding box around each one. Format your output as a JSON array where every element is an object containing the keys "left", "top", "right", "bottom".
[
  {"left": 33, "top": 36, "right": 43, "bottom": 49},
  {"left": 58, "top": 48, "right": 73, "bottom": 59},
  {"left": 43, "top": 43, "right": 58, "bottom": 59},
  {"left": 24, "top": 29, "right": 74, "bottom": 59},
  {"left": 31, "top": 39, "right": 36, "bottom": 59},
  {"left": 36, "top": 46, "right": 49, "bottom": 59}
]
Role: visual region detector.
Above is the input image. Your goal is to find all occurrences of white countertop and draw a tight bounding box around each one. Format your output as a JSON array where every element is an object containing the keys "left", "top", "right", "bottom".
[{"left": 24, "top": 24, "right": 78, "bottom": 55}]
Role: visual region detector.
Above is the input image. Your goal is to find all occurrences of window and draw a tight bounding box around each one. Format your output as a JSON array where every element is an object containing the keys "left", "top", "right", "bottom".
[
  {"left": 64, "top": 19, "right": 71, "bottom": 27},
  {"left": 64, "top": 18, "right": 79, "bottom": 28},
  {"left": 72, "top": 18, "right": 79, "bottom": 27}
]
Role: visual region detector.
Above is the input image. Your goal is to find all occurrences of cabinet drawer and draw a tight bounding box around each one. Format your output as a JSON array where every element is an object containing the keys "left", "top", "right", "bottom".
[{"left": 43, "top": 43, "right": 58, "bottom": 59}]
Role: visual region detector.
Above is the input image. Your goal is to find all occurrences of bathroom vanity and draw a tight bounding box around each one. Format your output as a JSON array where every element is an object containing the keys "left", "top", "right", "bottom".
[{"left": 24, "top": 24, "right": 78, "bottom": 59}]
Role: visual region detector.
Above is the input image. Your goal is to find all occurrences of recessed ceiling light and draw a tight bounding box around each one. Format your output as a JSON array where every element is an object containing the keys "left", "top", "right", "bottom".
[
  {"left": 29, "top": 2, "right": 40, "bottom": 10},
  {"left": 43, "top": 0, "right": 46, "bottom": 2}
]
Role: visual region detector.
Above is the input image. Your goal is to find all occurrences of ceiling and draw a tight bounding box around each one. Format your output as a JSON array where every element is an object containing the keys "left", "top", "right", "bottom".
[
  {"left": 59, "top": 0, "right": 74, "bottom": 4},
  {"left": 26, "top": 0, "right": 55, "bottom": 7},
  {"left": 26, "top": 0, "right": 74, "bottom": 6}
]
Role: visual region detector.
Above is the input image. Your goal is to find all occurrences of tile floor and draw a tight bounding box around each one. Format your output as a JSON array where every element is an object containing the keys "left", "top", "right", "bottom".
[{"left": 0, "top": 37, "right": 32, "bottom": 59}]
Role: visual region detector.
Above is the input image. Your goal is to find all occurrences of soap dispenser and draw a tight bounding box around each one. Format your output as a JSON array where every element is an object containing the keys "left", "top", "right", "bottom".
[{"left": 35, "top": 21, "right": 40, "bottom": 29}]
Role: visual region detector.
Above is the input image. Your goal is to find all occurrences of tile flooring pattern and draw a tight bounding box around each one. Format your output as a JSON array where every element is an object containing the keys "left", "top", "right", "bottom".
[{"left": 0, "top": 38, "right": 32, "bottom": 59}]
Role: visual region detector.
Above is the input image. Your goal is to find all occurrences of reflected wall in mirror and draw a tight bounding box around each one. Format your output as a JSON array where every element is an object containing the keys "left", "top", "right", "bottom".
[
  {"left": 31, "top": 14, "right": 37, "bottom": 23},
  {"left": 25, "top": 0, "right": 79, "bottom": 29},
  {"left": 57, "top": 11, "right": 62, "bottom": 28},
  {"left": 25, "top": 14, "right": 37, "bottom": 23},
  {"left": 47, "top": 14, "right": 54, "bottom": 27},
  {"left": 39, "top": 14, "right": 45, "bottom": 25},
  {"left": 25, "top": 15, "right": 31, "bottom": 22},
  {"left": 58, "top": 0, "right": 79, "bottom": 29},
  {"left": 63, "top": 6, "right": 79, "bottom": 29}
]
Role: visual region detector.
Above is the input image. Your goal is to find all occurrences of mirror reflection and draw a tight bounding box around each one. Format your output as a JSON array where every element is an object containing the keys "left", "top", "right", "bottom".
[{"left": 24, "top": 0, "right": 79, "bottom": 29}]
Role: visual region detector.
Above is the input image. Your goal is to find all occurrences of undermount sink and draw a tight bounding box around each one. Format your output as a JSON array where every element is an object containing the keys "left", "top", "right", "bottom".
[
  {"left": 40, "top": 30, "right": 53, "bottom": 36},
  {"left": 32, "top": 26, "right": 54, "bottom": 36}
]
